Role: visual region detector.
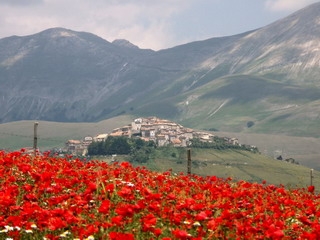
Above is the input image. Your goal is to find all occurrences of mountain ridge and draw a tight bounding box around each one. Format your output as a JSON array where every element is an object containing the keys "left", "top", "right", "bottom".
[{"left": 1, "top": 3, "right": 320, "bottom": 137}]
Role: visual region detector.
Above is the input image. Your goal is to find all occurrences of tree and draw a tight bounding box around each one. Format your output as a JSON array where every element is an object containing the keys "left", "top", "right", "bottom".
[
  {"left": 88, "top": 141, "right": 105, "bottom": 155},
  {"left": 105, "top": 137, "right": 131, "bottom": 155},
  {"left": 247, "top": 121, "right": 255, "bottom": 128}
]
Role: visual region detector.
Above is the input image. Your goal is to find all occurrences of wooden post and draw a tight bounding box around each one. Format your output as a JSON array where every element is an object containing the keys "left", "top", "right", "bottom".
[
  {"left": 33, "top": 122, "right": 38, "bottom": 157},
  {"left": 187, "top": 148, "right": 191, "bottom": 175},
  {"left": 310, "top": 169, "right": 314, "bottom": 186}
]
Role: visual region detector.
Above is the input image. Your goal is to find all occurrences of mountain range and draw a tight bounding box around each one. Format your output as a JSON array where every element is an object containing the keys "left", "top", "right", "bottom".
[{"left": 1, "top": 2, "right": 320, "bottom": 137}]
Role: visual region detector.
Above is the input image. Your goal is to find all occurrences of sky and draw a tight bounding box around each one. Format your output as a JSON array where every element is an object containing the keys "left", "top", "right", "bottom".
[{"left": 0, "top": 0, "right": 319, "bottom": 50}]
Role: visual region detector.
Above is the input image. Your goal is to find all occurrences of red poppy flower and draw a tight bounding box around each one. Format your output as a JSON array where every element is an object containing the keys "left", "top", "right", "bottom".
[
  {"left": 172, "top": 229, "right": 190, "bottom": 239},
  {"left": 308, "top": 185, "right": 315, "bottom": 193},
  {"left": 111, "top": 216, "right": 123, "bottom": 226},
  {"left": 47, "top": 217, "right": 67, "bottom": 231},
  {"left": 109, "top": 232, "right": 134, "bottom": 240},
  {"left": 141, "top": 213, "right": 157, "bottom": 231},
  {"left": 98, "top": 199, "right": 111, "bottom": 214}
]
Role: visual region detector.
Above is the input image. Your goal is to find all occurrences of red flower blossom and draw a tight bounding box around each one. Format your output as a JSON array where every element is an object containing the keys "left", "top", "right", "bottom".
[
  {"left": 172, "top": 229, "right": 190, "bottom": 239},
  {"left": 195, "top": 211, "right": 208, "bottom": 221},
  {"left": 47, "top": 217, "right": 67, "bottom": 231},
  {"left": 141, "top": 213, "right": 157, "bottom": 231},
  {"left": 117, "top": 186, "right": 133, "bottom": 199},
  {"left": 0, "top": 150, "right": 320, "bottom": 239},
  {"left": 84, "top": 182, "right": 97, "bottom": 195},
  {"left": 111, "top": 216, "right": 123, "bottom": 226},
  {"left": 115, "top": 203, "right": 137, "bottom": 217},
  {"left": 98, "top": 199, "right": 111, "bottom": 214},
  {"left": 308, "top": 185, "right": 315, "bottom": 193},
  {"left": 109, "top": 232, "right": 134, "bottom": 240}
]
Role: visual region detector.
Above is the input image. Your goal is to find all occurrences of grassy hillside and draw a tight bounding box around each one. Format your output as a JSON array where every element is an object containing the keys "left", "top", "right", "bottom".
[
  {"left": 122, "top": 148, "right": 320, "bottom": 189},
  {"left": 213, "top": 131, "right": 320, "bottom": 171},
  {"left": 1, "top": 115, "right": 320, "bottom": 172},
  {"left": 0, "top": 115, "right": 133, "bottom": 151},
  {"left": 175, "top": 75, "right": 320, "bottom": 137}
]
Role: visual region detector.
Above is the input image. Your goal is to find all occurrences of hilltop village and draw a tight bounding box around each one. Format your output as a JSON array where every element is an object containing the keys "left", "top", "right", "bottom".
[{"left": 65, "top": 116, "right": 240, "bottom": 156}]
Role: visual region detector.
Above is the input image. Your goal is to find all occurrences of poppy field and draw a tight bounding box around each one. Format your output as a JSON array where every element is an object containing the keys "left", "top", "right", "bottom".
[{"left": 1, "top": 150, "right": 320, "bottom": 239}]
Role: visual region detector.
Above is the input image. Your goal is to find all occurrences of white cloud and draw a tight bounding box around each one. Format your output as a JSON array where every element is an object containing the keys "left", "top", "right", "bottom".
[
  {"left": 0, "top": 0, "right": 316, "bottom": 50},
  {"left": 0, "top": 0, "right": 194, "bottom": 50},
  {"left": 0, "top": 0, "right": 43, "bottom": 7},
  {"left": 265, "top": 0, "right": 317, "bottom": 12}
]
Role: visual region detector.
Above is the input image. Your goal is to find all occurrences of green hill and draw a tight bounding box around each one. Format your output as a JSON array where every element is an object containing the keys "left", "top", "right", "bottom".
[
  {"left": 168, "top": 75, "right": 320, "bottom": 137},
  {"left": 0, "top": 115, "right": 133, "bottom": 150},
  {"left": 117, "top": 147, "right": 319, "bottom": 189}
]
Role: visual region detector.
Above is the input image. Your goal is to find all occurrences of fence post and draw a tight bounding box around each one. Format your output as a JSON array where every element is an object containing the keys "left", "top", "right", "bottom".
[
  {"left": 33, "top": 122, "right": 38, "bottom": 157},
  {"left": 310, "top": 169, "right": 314, "bottom": 186},
  {"left": 187, "top": 148, "right": 191, "bottom": 175}
]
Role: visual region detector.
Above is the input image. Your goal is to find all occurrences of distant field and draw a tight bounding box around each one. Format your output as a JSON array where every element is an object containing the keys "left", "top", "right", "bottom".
[
  {"left": 1, "top": 115, "right": 320, "bottom": 172},
  {"left": 123, "top": 148, "right": 320, "bottom": 189},
  {"left": 0, "top": 115, "right": 133, "bottom": 151},
  {"left": 213, "top": 131, "right": 320, "bottom": 170}
]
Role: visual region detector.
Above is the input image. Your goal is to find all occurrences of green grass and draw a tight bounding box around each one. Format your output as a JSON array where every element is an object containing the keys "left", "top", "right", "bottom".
[
  {"left": 173, "top": 74, "right": 320, "bottom": 137},
  {"left": 2, "top": 115, "right": 320, "bottom": 171},
  {"left": 0, "top": 115, "right": 133, "bottom": 151},
  {"left": 130, "top": 148, "right": 320, "bottom": 189},
  {"left": 213, "top": 131, "right": 320, "bottom": 171},
  {"left": 72, "top": 146, "right": 320, "bottom": 189}
]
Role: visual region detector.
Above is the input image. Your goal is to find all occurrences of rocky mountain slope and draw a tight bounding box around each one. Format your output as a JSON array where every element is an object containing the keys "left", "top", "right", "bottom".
[{"left": 1, "top": 3, "right": 320, "bottom": 137}]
